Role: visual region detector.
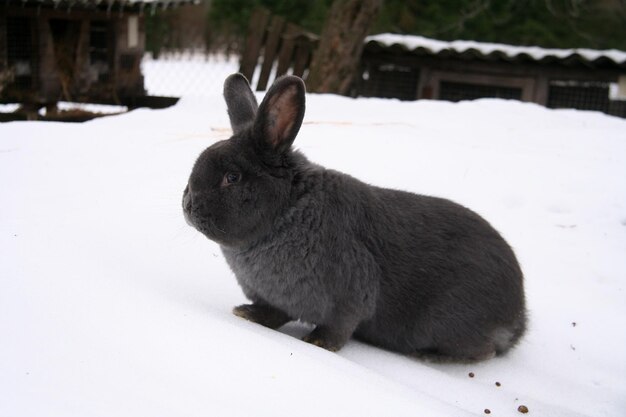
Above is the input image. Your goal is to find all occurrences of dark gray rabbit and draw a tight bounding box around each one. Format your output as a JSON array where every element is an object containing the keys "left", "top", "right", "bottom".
[{"left": 183, "top": 73, "right": 526, "bottom": 361}]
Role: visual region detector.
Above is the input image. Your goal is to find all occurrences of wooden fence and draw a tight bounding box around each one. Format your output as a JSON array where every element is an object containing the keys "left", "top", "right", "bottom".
[{"left": 239, "top": 8, "right": 319, "bottom": 91}]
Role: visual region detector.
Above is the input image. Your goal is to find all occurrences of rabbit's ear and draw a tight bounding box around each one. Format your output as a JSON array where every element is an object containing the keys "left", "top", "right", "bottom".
[
  {"left": 224, "top": 73, "right": 258, "bottom": 134},
  {"left": 254, "top": 75, "right": 305, "bottom": 154}
]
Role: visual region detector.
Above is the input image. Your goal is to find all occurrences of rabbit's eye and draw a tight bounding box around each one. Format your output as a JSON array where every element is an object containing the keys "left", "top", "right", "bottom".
[{"left": 223, "top": 172, "right": 242, "bottom": 186}]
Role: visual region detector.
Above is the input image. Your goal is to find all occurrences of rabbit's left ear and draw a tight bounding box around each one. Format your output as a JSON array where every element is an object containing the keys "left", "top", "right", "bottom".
[
  {"left": 224, "top": 73, "right": 258, "bottom": 134},
  {"left": 254, "top": 75, "right": 306, "bottom": 155}
]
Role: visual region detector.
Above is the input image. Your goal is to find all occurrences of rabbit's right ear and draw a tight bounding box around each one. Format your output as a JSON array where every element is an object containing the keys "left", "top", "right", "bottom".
[
  {"left": 223, "top": 73, "right": 258, "bottom": 134},
  {"left": 253, "top": 75, "right": 305, "bottom": 156}
]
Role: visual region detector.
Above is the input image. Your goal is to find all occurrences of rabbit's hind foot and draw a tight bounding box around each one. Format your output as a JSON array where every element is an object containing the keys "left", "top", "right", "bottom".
[{"left": 232, "top": 303, "right": 291, "bottom": 329}]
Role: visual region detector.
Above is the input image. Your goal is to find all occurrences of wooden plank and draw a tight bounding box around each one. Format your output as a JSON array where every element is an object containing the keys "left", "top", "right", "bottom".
[
  {"left": 0, "top": 14, "right": 6, "bottom": 72},
  {"left": 75, "top": 18, "right": 90, "bottom": 95},
  {"left": 256, "top": 14, "right": 285, "bottom": 91},
  {"left": 239, "top": 8, "right": 270, "bottom": 83},
  {"left": 37, "top": 16, "right": 59, "bottom": 101},
  {"left": 121, "top": 95, "right": 179, "bottom": 109},
  {"left": 292, "top": 36, "right": 312, "bottom": 78},
  {"left": 275, "top": 23, "right": 298, "bottom": 78},
  {"left": 532, "top": 75, "right": 549, "bottom": 105}
]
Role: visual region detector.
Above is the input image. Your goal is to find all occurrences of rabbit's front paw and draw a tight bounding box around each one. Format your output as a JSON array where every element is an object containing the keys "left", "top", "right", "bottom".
[
  {"left": 303, "top": 326, "right": 350, "bottom": 352},
  {"left": 232, "top": 303, "right": 291, "bottom": 329}
]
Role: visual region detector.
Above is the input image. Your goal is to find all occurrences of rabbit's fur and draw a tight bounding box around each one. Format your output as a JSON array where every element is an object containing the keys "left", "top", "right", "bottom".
[{"left": 183, "top": 73, "right": 526, "bottom": 361}]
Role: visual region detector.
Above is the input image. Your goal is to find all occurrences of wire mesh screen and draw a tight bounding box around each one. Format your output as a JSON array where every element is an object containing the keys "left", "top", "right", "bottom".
[
  {"left": 547, "top": 80, "right": 626, "bottom": 118},
  {"left": 141, "top": 53, "right": 239, "bottom": 97},
  {"left": 6, "top": 17, "right": 35, "bottom": 90},
  {"left": 548, "top": 81, "right": 609, "bottom": 112},
  {"left": 139, "top": 2, "right": 242, "bottom": 98},
  {"left": 439, "top": 81, "right": 522, "bottom": 102},
  {"left": 358, "top": 63, "right": 419, "bottom": 100},
  {"left": 89, "top": 20, "right": 111, "bottom": 83}
]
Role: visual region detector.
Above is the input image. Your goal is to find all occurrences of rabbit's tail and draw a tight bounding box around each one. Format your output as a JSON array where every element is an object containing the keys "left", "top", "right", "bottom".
[
  {"left": 494, "top": 313, "right": 527, "bottom": 356},
  {"left": 411, "top": 316, "right": 527, "bottom": 364}
]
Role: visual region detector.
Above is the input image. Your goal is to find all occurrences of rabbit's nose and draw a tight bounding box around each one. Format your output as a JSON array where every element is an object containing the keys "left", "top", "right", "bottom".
[{"left": 183, "top": 185, "right": 192, "bottom": 211}]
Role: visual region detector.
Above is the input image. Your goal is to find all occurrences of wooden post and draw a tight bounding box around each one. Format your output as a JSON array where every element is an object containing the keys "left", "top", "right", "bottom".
[
  {"left": 416, "top": 66, "right": 431, "bottom": 99},
  {"left": 306, "top": 0, "right": 382, "bottom": 94},
  {"left": 239, "top": 8, "right": 270, "bottom": 83},
  {"left": 275, "top": 23, "right": 299, "bottom": 78},
  {"left": 256, "top": 14, "right": 285, "bottom": 91},
  {"left": 533, "top": 75, "right": 548, "bottom": 106},
  {"left": 292, "top": 35, "right": 313, "bottom": 78},
  {"left": 0, "top": 13, "right": 7, "bottom": 72},
  {"left": 74, "top": 18, "right": 89, "bottom": 97}
]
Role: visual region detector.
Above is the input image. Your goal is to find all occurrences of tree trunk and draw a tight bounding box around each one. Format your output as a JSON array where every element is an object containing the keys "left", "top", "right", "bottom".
[{"left": 306, "top": 0, "right": 382, "bottom": 95}]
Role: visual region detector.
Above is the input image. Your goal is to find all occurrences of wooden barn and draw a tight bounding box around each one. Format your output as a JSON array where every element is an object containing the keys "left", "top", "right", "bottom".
[
  {"left": 359, "top": 34, "right": 626, "bottom": 118},
  {"left": 0, "top": 0, "right": 194, "bottom": 112}
]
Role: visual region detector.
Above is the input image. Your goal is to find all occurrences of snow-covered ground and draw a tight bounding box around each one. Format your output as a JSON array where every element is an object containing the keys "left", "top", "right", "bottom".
[{"left": 1, "top": 70, "right": 625, "bottom": 416}]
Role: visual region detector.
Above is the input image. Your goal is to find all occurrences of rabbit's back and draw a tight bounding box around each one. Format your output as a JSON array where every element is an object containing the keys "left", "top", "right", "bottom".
[{"left": 357, "top": 186, "right": 526, "bottom": 356}]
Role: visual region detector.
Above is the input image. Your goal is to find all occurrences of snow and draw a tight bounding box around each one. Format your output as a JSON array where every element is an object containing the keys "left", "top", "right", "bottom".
[
  {"left": 366, "top": 33, "right": 626, "bottom": 65},
  {"left": 1, "top": 76, "right": 626, "bottom": 416},
  {"left": 0, "top": 104, "right": 19, "bottom": 113},
  {"left": 39, "top": 102, "right": 128, "bottom": 116}
]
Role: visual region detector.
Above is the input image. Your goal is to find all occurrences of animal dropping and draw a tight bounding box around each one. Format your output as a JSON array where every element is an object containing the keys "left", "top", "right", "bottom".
[{"left": 183, "top": 73, "right": 527, "bottom": 361}]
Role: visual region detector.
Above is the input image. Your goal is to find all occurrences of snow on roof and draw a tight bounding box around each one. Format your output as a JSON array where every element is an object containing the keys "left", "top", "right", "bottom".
[{"left": 366, "top": 33, "right": 626, "bottom": 68}]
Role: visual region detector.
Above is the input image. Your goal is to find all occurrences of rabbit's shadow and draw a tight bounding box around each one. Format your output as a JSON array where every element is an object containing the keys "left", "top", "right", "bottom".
[
  {"left": 276, "top": 321, "right": 415, "bottom": 362},
  {"left": 276, "top": 320, "right": 485, "bottom": 369},
  {"left": 278, "top": 321, "right": 316, "bottom": 339}
]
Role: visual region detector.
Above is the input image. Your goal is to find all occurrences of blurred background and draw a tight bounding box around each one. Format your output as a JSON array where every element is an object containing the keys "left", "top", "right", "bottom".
[
  {"left": 146, "top": 0, "right": 626, "bottom": 54},
  {"left": 1, "top": 0, "right": 625, "bottom": 120}
]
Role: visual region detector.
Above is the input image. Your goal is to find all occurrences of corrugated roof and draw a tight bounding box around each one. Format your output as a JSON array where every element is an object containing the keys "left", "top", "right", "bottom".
[{"left": 365, "top": 34, "right": 626, "bottom": 70}]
